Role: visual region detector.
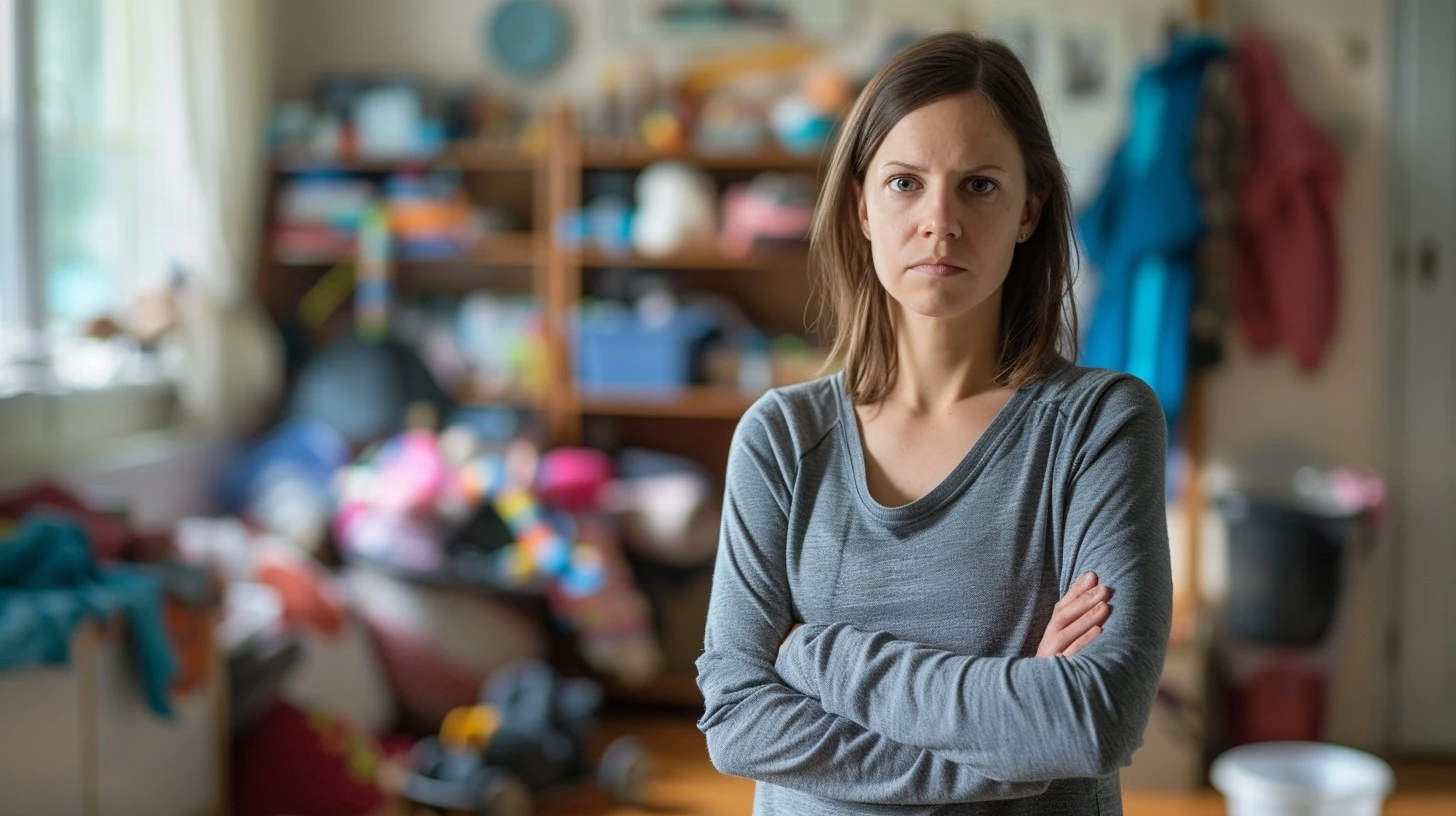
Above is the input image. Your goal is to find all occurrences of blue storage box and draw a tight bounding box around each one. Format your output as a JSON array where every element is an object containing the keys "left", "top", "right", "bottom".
[{"left": 573, "top": 304, "right": 716, "bottom": 391}]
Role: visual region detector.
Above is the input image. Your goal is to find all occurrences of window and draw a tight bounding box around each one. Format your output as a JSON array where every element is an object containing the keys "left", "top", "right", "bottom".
[
  {"left": 0, "top": 0, "right": 34, "bottom": 369},
  {"left": 38, "top": 0, "right": 165, "bottom": 335},
  {"left": 0, "top": 0, "right": 179, "bottom": 471},
  {"left": 2, "top": 0, "right": 168, "bottom": 367}
]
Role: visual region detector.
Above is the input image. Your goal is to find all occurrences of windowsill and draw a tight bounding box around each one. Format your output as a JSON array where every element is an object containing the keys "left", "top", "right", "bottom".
[{"left": 0, "top": 378, "right": 186, "bottom": 483}]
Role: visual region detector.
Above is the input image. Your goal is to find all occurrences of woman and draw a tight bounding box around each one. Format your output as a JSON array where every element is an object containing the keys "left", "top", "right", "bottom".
[{"left": 696, "top": 32, "right": 1172, "bottom": 816}]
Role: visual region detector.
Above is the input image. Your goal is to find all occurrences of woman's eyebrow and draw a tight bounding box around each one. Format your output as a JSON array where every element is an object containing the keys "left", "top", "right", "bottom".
[{"left": 880, "top": 160, "right": 1008, "bottom": 174}]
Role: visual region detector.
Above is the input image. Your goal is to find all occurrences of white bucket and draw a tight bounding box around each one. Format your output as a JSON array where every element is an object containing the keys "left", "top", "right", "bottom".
[{"left": 1211, "top": 742, "right": 1395, "bottom": 816}]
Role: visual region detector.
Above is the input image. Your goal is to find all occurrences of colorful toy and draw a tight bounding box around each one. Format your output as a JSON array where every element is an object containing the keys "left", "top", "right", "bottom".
[
  {"left": 334, "top": 411, "right": 452, "bottom": 573},
  {"left": 554, "top": 194, "right": 635, "bottom": 257},
  {"left": 770, "top": 94, "right": 834, "bottom": 156},
  {"left": 354, "top": 203, "right": 392, "bottom": 341},
  {"left": 536, "top": 448, "right": 614, "bottom": 513},
  {"left": 404, "top": 660, "right": 652, "bottom": 816},
  {"left": 718, "top": 171, "right": 816, "bottom": 257},
  {"left": 332, "top": 425, "right": 662, "bottom": 690},
  {"left": 639, "top": 105, "right": 688, "bottom": 155},
  {"left": 217, "top": 419, "right": 350, "bottom": 554},
  {"left": 459, "top": 442, "right": 662, "bottom": 685},
  {"left": 695, "top": 88, "right": 770, "bottom": 155}
]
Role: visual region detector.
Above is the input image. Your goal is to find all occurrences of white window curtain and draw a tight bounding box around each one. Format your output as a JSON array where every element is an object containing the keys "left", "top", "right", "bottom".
[
  {"left": 150, "top": 0, "right": 281, "bottom": 431},
  {"left": 4, "top": 0, "right": 280, "bottom": 431}
]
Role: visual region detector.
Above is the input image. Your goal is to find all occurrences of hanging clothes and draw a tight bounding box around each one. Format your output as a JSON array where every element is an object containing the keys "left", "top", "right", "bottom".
[
  {"left": 1232, "top": 33, "right": 1343, "bottom": 372},
  {"left": 1190, "top": 59, "right": 1241, "bottom": 371},
  {"left": 1078, "top": 36, "right": 1228, "bottom": 429}
]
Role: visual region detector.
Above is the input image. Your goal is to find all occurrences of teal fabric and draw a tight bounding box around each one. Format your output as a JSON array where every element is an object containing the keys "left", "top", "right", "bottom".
[
  {"left": 1078, "top": 36, "right": 1227, "bottom": 428},
  {"left": 0, "top": 515, "right": 178, "bottom": 716}
]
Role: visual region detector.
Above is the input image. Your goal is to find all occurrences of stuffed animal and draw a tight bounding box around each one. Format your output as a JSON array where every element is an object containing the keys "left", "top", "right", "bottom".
[{"left": 631, "top": 162, "right": 717, "bottom": 257}]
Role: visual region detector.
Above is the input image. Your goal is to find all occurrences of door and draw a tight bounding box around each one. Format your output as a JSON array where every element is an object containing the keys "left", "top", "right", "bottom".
[{"left": 1391, "top": 0, "right": 1456, "bottom": 755}]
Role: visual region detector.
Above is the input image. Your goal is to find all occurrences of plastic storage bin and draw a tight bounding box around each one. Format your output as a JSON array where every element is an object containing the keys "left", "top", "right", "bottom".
[
  {"left": 1216, "top": 492, "right": 1360, "bottom": 645},
  {"left": 574, "top": 304, "right": 716, "bottom": 391},
  {"left": 1211, "top": 742, "right": 1394, "bottom": 816}
]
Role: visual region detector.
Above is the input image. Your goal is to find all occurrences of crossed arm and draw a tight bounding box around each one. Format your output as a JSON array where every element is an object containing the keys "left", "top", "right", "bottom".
[{"left": 695, "top": 383, "right": 1171, "bottom": 805}]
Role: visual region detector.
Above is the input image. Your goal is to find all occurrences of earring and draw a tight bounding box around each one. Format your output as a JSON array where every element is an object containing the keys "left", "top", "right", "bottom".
[{"left": 1019, "top": 232, "right": 1028, "bottom": 241}]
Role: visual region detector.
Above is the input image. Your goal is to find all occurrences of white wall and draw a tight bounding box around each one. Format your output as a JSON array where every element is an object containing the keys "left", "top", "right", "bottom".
[
  {"left": 1209, "top": 0, "right": 1392, "bottom": 750},
  {"left": 271, "top": 0, "right": 1395, "bottom": 748},
  {"left": 271, "top": 0, "right": 1180, "bottom": 205}
]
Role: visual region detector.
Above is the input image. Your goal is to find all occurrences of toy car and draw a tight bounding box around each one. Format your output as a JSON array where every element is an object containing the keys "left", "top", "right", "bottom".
[{"left": 404, "top": 660, "right": 652, "bottom": 815}]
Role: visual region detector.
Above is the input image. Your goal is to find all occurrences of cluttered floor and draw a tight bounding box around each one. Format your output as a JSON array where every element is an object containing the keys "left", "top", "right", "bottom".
[{"left": 369, "top": 712, "right": 1455, "bottom": 816}]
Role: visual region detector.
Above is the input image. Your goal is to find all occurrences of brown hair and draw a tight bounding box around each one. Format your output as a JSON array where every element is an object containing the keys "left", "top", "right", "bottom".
[{"left": 811, "top": 31, "right": 1078, "bottom": 404}]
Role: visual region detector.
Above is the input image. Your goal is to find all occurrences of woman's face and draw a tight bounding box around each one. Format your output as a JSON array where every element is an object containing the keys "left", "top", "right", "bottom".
[{"left": 859, "top": 92, "right": 1041, "bottom": 322}]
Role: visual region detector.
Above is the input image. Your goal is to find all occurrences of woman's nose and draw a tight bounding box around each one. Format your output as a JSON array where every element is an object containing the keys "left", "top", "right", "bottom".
[{"left": 919, "top": 193, "right": 962, "bottom": 241}]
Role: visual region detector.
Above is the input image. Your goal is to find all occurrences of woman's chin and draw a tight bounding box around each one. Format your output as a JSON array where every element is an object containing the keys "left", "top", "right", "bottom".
[{"left": 893, "top": 291, "right": 991, "bottom": 321}]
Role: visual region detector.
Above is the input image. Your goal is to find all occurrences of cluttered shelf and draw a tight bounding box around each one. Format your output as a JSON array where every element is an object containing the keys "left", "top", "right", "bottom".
[
  {"left": 578, "top": 386, "right": 762, "bottom": 420},
  {"left": 273, "top": 232, "right": 539, "bottom": 270},
  {"left": 578, "top": 246, "right": 807, "bottom": 272},
  {"left": 581, "top": 143, "right": 823, "bottom": 171},
  {"left": 270, "top": 140, "right": 536, "bottom": 174}
]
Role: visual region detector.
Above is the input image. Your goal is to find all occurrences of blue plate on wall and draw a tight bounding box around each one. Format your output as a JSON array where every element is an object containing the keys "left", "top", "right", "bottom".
[{"left": 487, "top": 0, "right": 570, "bottom": 80}]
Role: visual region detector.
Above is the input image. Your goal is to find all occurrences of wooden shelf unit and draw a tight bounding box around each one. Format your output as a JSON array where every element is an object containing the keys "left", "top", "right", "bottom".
[
  {"left": 274, "top": 231, "right": 539, "bottom": 269},
  {"left": 581, "top": 142, "right": 823, "bottom": 171},
  {"left": 257, "top": 111, "right": 820, "bottom": 434},
  {"left": 255, "top": 111, "right": 824, "bottom": 706},
  {"left": 578, "top": 386, "right": 761, "bottom": 420},
  {"left": 271, "top": 140, "right": 538, "bottom": 174},
  {"left": 257, "top": 135, "right": 554, "bottom": 319},
  {"left": 578, "top": 245, "right": 808, "bottom": 273}
]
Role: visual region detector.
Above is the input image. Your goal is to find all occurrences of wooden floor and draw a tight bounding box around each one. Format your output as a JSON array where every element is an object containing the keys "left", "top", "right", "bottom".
[{"left": 513, "top": 712, "right": 1456, "bottom": 816}]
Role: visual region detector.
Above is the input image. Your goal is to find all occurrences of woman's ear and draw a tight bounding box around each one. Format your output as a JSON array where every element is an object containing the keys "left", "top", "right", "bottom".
[
  {"left": 856, "top": 181, "right": 870, "bottom": 241},
  {"left": 1020, "top": 188, "right": 1046, "bottom": 241}
]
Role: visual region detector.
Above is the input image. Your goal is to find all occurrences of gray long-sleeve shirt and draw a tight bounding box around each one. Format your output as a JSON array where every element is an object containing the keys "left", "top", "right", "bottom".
[{"left": 696, "top": 362, "right": 1171, "bottom": 815}]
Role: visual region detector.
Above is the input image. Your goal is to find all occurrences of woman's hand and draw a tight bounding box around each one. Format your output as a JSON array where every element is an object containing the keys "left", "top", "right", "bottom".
[
  {"left": 1037, "top": 572, "right": 1112, "bottom": 658},
  {"left": 780, "top": 573, "right": 1110, "bottom": 662}
]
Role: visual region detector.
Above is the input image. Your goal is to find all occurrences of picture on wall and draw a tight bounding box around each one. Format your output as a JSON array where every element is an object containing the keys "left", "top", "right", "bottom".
[
  {"left": 1061, "top": 28, "right": 1111, "bottom": 101},
  {"left": 618, "top": 0, "right": 852, "bottom": 42}
]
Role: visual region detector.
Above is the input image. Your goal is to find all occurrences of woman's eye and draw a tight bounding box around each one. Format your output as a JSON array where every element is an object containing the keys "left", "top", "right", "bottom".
[
  {"left": 889, "top": 177, "right": 918, "bottom": 193},
  {"left": 967, "top": 178, "right": 998, "bottom": 194}
]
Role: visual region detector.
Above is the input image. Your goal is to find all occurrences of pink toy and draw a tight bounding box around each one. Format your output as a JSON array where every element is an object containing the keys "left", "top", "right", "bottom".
[
  {"left": 536, "top": 448, "right": 614, "bottom": 513},
  {"left": 333, "top": 427, "right": 450, "bottom": 572},
  {"left": 718, "top": 172, "right": 815, "bottom": 258}
]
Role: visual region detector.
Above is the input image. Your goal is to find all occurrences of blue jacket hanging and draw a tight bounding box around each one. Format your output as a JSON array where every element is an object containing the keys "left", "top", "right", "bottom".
[{"left": 1078, "top": 36, "right": 1227, "bottom": 429}]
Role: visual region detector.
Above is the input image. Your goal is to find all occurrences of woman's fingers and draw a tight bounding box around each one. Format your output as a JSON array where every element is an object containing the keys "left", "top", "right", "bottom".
[
  {"left": 1061, "top": 624, "right": 1103, "bottom": 658},
  {"left": 1053, "top": 572, "right": 1098, "bottom": 616},
  {"left": 1038, "top": 574, "right": 1114, "bottom": 657},
  {"left": 1057, "top": 600, "right": 1112, "bottom": 653},
  {"left": 1053, "top": 583, "right": 1111, "bottom": 631}
]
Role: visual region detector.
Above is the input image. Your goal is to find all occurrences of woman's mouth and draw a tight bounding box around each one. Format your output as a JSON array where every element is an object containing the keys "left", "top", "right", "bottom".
[{"left": 909, "top": 262, "right": 968, "bottom": 278}]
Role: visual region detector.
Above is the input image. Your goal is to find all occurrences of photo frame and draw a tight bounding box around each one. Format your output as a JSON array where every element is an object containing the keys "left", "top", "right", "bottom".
[{"left": 616, "top": 0, "right": 853, "bottom": 44}]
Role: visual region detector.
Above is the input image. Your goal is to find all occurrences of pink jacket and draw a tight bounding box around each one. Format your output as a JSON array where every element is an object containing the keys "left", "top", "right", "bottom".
[{"left": 1233, "top": 33, "right": 1343, "bottom": 372}]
